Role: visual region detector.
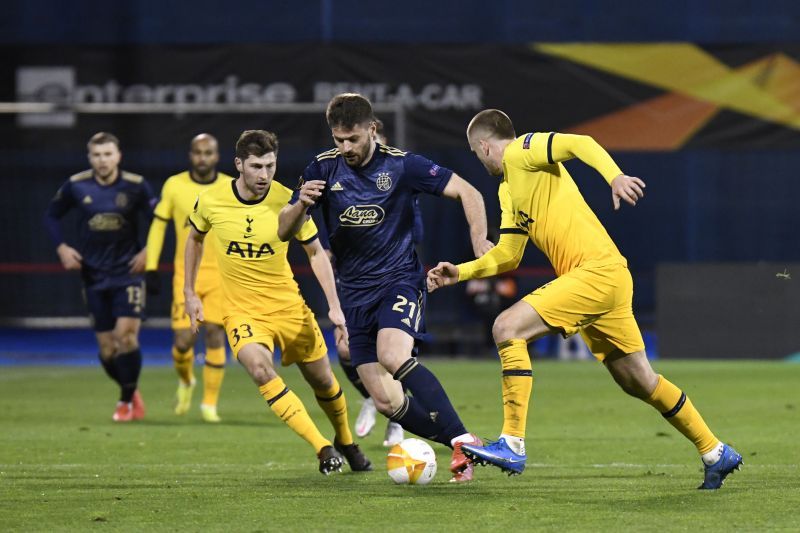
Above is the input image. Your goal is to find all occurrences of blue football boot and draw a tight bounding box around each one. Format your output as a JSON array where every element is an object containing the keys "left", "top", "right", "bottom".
[
  {"left": 698, "top": 443, "right": 743, "bottom": 489},
  {"left": 461, "top": 437, "right": 526, "bottom": 476}
]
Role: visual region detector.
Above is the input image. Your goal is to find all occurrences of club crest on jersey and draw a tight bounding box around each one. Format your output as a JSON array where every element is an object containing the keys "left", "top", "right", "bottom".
[
  {"left": 115, "top": 193, "right": 128, "bottom": 208},
  {"left": 375, "top": 172, "right": 392, "bottom": 192},
  {"left": 339, "top": 205, "right": 385, "bottom": 227}
]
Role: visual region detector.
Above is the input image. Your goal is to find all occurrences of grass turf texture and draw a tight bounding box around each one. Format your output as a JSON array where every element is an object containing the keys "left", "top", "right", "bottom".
[{"left": 1, "top": 360, "right": 799, "bottom": 531}]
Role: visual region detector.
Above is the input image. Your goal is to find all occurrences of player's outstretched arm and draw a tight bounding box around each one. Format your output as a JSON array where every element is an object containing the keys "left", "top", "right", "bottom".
[
  {"left": 441, "top": 174, "right": 493, "bottom": 257},
  {"left": 277, "top": 179, "right": 326, "bottom": 241},
  {"left": 427, "top": 233, "right": 528, "bottom": 294},
  {"left": 183, "top": 227, "right": 206, "bottom": 334},
  {"left": 302, "top": 238, "right": 348, "bottom": 345}
]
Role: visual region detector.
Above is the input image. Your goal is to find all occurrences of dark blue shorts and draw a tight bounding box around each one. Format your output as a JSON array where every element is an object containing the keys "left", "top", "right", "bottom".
[
  {"left": 84, "top": 281, "right": 146, "bottom": 332},
  {"left": 344, "top": 281, "right": 428, "bottom": 367}
]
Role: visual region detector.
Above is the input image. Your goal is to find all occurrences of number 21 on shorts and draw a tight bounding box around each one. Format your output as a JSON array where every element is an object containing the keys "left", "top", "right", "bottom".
[{"left": 392, "top": 293, "right": 421, "bottom": 332}]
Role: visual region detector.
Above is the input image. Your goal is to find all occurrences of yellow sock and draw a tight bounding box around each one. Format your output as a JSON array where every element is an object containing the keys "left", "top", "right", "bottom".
[
  {"left": 259, "top": 377, "right": 330, "bottom": 453},
  {"left": 645, "top": 375, "right": 719, "bottom": 454},
  {"left": 172, "top": 346, "right": 194, "bottom": 385},
  {"left": 313, "top": 375, "right": 353, "bottom": 446},
  {"left": 498, "top": 339, "right": 533, "bottom": 438},
  {"left": 202, "top": 347, "right": 226, "bottom": 407}
]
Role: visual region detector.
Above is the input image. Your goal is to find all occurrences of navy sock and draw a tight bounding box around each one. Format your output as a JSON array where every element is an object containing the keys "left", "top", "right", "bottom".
[
  {"left": 114, "top": 348, "right": 142, "bottom": 403},
  {"left": 393, "top": 358, "right": 467, "bottom": 443},
  {"left": 339, "top": 358, "right": 370, "bottom": 399},
  {"left": 389, "top": 396, "right": 450, "bottom": 446},
  {"left": 98, "top": 353, "right": 121, "bottom": 384}
]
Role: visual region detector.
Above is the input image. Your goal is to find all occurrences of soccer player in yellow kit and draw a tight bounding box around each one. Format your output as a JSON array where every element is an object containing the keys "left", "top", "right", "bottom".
[
  {"left": 184, "top": 129, "right": 371, "bottom": 474},
  {"left": 428, "top": 109, "right": 742, "bottom": 489},
  {"left": 146, "top": 134, "right": 232, "bottom": 422}
]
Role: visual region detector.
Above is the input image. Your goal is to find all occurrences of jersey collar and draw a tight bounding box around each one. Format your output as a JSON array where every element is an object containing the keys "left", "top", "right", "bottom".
[{"left": 231, "top": 179, "right": 269, "bottom": 205}]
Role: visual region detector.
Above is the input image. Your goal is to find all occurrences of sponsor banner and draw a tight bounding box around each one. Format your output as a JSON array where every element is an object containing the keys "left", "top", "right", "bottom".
[{"left": 2, "top": 44, "right": 800, "bottom": 150}]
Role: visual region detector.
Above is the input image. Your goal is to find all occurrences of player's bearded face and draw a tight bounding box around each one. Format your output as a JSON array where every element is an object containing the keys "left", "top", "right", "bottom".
[
  {"left": 88, "top": 142, "right": 121, "bottom": 180},
  {"left": 190, "top": 140, "right": 219, "bottom": 177},
  {"left": 238, "top": 152, "right": 277, "bottom": 197},
  {"left": 332, "top": 123, "right": 375, "bottom": 168}
]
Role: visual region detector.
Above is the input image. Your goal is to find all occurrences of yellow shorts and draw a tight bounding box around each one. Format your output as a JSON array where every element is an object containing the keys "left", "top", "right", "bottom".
[
  {"left": 223, "top": 302, "right": 327, "bottom": 365},
  {"left": 172, "top": 272, "right": 223, "bottom": 329},
  {"left": 523, "top": 262, "right": 645, "bottom": 361}
]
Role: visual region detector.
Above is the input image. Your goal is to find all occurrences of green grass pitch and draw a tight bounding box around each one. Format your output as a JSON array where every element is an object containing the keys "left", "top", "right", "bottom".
[{"left": 1, "top": 359, "right": 799, "bottom": 531}]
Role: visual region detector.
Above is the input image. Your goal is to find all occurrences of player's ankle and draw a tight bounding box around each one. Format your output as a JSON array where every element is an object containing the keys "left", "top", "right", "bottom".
[{"left": 500, "top": 434, "right": 526, "bottom": 455}]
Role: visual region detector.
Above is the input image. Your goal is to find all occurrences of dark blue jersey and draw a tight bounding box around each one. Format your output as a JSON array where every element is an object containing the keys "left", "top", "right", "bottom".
[
  {"left": 44, "top": 169, "right": 156, "bottom": 289},
  {"left": 291, "top": 144, "right": 451, "bottom": 306}
]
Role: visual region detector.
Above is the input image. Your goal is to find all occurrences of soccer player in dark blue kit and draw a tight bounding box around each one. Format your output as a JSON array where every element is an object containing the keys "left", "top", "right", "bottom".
[
  {"left": 279, "top": 93, "right": 494, "bottom": 482},
  {"left": 44, "top": 132, "right": 156, "bottom": 422}
]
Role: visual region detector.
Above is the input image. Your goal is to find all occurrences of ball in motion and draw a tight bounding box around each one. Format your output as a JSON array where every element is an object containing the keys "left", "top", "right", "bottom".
[{"left": 386, "top": 438, "right": 437, "bottom": 485}]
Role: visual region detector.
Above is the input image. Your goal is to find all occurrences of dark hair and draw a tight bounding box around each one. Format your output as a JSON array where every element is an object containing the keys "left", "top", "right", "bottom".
[
  {"left": 87, "top": 132, "right": 120, "bottom": 150},
  {"left": 235, "top": 130, "right": 279, "bottom": 160},
  {"left": 326, "top": 93, "right": 375, "bottom": 129},
  {"left": 467, "top": 109, "right": 516, "bottom": 140}
]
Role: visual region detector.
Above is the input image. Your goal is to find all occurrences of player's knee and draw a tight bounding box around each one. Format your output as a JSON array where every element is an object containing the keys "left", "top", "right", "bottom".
[
  {"left": 173, "top": 329, "right": 195, "bottom": 352},
  {"left": 492, "top": 313, "right": 517, "bottom": 344},
  {"left": 98, "top": 343, "right": 116, "bottom": 359},
  {"left": 114, "top": 330, "right": 139, "bottom": 353},
  {"left": 205, "top": 325, "right": 226, "bottom": 349}
]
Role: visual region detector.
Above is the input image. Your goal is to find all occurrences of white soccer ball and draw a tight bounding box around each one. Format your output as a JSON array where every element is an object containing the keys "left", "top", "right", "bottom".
[{"left": 386, "top": 438, "right": 437, "bottom": 485}]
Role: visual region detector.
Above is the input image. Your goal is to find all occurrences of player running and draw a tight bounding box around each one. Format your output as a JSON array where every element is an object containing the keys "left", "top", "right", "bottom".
[
  {"left": 427, "top": 109, "right": 742, "bottom": 489},
  {"left": 145, "top": 134, "right": 232, "bottom": 422},
  {"left": 44, "top": 132, "right": 155, "bottom": 422},
  {"left": 278, "top": 93, "right": 493, "bottom": 482},
  {"left": 185, "top": 129, "right": 370, "bottom": 475}
]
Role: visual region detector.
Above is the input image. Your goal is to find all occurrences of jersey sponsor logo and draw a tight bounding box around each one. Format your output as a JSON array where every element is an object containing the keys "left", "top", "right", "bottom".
[
  {"left": 225, "top": 240, "right": 275, "bottom": 258},
  {"left": 115, "top": 192, "right": 128, "bottom": 208},
  {"left": 82, "top": 195, "right": 92, "bottom": 204},
  {"left": 339, "top": 205, "right": 385, "bottom": 227},
  {"left": 522, "top": 133, "right": 534, "bottom": 149},
  {"left": 376, "top": 172, "right": 392, "bottom": 191},
  {"left": 330, "top": 181, "right": 344, "bottom": 191},
  {"left": 88, "top": 212, "right": 125, "bottom": 231}
]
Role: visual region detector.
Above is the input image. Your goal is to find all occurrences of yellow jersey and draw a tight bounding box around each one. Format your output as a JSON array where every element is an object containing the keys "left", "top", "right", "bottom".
[
  {"left": 147, "top": 171, "right": 234, "bottom": 280},
  {"left": 497, "top": 132, "right": 626, "bottom": 277},
  {"left": 189, "top": 179, "right": 319, "bottom": 317}
]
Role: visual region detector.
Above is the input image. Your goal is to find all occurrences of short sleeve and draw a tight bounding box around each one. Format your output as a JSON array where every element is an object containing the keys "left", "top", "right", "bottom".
[
  {"left": 188, "top": 194, "right": 211, "bottom": 234},
  {"left": 403, "top": 153, "right": 453, "bottom": 196},
  {"left": 295, "top": 216, "right": 319, "bottom": 244},
  {"left": 153, "top": 179, "right": 174, "bottom": 221}
]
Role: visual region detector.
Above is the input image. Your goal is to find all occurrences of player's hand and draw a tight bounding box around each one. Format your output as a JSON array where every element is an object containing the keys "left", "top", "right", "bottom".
[
  {"left": 56, "top": 243, "right": 82, "bottom": 270},
  {"left": 185, "top": 293, "right": 204, "bottom": 334},
  {"left": 329, "top": 307, "right": 348, "bottom": 347},
  {"left": 610, "top": 174, "right": 646, "bottom": 210},
  {"left": 426, "top": 262, "right": 459, "bottom": 293},
  {"left": 472, "top": 237, "right": 495, "bottom": 258},
  {"left": 145, "top": 270, "right": 161, "bottom": 296},
  {"left": 298, "top": 180, "right": 326, "bottom": 207},
  {"left": 129, "top": 248, "right": 147, "bottom": 274}
]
